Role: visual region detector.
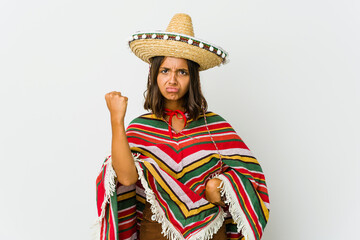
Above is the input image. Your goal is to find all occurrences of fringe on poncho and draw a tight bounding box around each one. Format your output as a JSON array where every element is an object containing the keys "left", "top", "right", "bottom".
[{"left": 95, "top": 112, "right": 270, "bottom": 240}]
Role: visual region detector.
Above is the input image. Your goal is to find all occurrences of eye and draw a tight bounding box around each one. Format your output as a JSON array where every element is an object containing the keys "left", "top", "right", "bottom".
[
  {"left": 160, "top": 69, "right": 168, "bottom": 74},
  {"left": 179, "top": 70, "right": 188, "bottom": 75}
]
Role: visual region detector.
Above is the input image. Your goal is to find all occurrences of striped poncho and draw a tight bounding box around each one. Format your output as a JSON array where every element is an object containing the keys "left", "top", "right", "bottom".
[{"left": 96, "top": 112, "right": 270, "bottom": 240}]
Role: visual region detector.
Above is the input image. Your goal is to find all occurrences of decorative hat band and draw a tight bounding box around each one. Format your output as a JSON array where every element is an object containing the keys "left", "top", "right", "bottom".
[{"left": 129, "top": 31, "right": 228, "bottom": 60}]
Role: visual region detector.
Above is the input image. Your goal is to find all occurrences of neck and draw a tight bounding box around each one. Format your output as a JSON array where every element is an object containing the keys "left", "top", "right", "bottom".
[{"left": 164, "top": 100, "right": 185, "bottom": 112}]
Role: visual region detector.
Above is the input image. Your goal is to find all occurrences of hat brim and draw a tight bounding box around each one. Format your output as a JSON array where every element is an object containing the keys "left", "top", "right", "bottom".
[{"left": 129, "top": 33, "right": 227, "bottom": 71}]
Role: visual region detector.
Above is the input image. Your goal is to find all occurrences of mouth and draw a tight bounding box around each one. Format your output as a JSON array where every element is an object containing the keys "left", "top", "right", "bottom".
[{"left": 166, "top": 87, "right": 179, "bottom": 93}]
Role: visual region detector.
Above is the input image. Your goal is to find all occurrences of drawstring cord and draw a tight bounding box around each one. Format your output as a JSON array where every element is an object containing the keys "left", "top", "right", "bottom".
[
  {"left": 164, "top": 109, "right": 187, "bottom": 139},
  {"left": 201, "top": 101, "right": 223, "bottom": 174}
]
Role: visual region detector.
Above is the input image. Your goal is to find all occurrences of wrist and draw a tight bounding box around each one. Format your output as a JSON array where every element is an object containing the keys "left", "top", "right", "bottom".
[
  {"left": 111, "top": 117, "right": 125, "bottom": 126},
  {"left": 111, "top": 120, "right": 126, "bottom": 133}
]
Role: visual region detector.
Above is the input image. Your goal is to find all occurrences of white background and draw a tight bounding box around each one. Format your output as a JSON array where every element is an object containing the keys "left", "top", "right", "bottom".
[{"left": 0, "top": 0, "right": 359, "bottom": 239}]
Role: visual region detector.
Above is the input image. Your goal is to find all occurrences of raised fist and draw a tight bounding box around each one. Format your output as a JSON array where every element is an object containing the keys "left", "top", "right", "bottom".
[{"left": 105, "top": 91, "right": 128, "bottom": 123}]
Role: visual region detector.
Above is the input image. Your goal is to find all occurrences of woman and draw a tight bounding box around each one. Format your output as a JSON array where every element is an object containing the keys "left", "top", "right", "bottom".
[{"left": 96, "top": 14, "right": 270, "bottom": 240}]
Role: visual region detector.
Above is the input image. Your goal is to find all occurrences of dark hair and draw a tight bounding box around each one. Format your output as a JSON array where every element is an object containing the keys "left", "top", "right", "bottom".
[{"left": 143, "top": 56, "right": 207, "bottom": 120}]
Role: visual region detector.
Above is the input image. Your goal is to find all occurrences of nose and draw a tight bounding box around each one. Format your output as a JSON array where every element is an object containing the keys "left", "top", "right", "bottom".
[{"left": 168, "top": 72, "right": 177, "bottom": 85}]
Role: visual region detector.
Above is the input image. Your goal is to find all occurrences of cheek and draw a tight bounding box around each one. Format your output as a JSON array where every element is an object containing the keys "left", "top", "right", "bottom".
[
  {"left": 156, "top": 77, "right": 165, "bottom": 91},
  {"left": 157, "top": 74, "right": 169, "bottom": 84},
  {"left": 184, "top": 78, "right": 191, "bottom": 92}
]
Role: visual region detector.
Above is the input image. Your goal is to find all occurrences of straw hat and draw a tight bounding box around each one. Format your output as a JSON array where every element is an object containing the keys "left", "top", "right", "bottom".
[{"left": 128, "top": 13, "right": 228, "bottom": 71}]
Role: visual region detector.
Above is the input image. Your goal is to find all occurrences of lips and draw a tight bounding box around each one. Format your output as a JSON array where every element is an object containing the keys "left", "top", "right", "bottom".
[{"left": 166, "top": 87, "right": 179, "bottom": 93}]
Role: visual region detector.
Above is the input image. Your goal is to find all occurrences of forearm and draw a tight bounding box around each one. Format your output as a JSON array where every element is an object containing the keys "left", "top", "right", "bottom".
[{"left": 111, "top": 121, "right": 138, "bottom": 186}]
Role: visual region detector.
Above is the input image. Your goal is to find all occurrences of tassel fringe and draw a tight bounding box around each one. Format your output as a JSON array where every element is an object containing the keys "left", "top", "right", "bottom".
[
  {"left": 92, "top": 154, "right": 140, "bottom": 240},
  {"left": 135, "top": 161, "right": 226, "bottom": 240},
  {"left": 92, "top": 156, "right": 117, "bottom": 239},
  {"left": 188, "top": 208, "right": 226, "bottom": 240},
  {"left": 99, "top": 156, "right": 117, "bottom": 219},
  {"left": 215, "top": 175, "right": 255, "bottom": 240},
  {"left": 135, "top": 161, "right": 184, "bottom": 240}
]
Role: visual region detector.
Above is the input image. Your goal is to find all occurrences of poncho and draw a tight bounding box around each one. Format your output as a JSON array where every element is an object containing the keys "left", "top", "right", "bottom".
[{"left": 95, "top": 112, "right": 270, "bottom": 240}]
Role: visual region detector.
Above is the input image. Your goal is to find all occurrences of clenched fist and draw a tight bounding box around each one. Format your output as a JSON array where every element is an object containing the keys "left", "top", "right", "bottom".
[{"left": 105, "top": 91, "right": 128, "bottom": 124}]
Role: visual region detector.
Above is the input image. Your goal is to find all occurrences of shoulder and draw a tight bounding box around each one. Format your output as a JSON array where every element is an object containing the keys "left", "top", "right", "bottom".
[
  {"left": 194, "top": 111, "right": 237, "bottom": 131},
  {"left": 186, "top": 111, "right": 232, "bottom": 129},
  {"left": 196, "top": 111, "right": 228, "bottom": 124},
  {"left": 128, "top": 112, "right": 155, "bottom": 123},
  {"left": 126, "top": 112, "right": 164, "bottom": 130}
]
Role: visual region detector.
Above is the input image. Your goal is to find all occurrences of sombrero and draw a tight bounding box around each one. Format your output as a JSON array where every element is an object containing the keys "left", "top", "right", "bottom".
[{"left": 128, "top": 13, "right": 228, "bottom": 71}]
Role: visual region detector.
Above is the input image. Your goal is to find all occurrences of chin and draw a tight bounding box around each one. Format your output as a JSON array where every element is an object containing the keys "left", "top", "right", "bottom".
[
  {"left": 166, "top": 98, "right": 180, "bottom": 102},
  {"left": 164, "top": 94, "right": 180, "bottom": 101}
]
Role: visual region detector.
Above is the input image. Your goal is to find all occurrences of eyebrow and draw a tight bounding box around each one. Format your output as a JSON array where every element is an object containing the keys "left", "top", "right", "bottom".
[{"left": 159, "top": 67, "right": 189, "bottom": 71}]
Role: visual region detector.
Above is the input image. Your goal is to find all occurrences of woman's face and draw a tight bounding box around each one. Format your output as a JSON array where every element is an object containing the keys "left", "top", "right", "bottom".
[{"left": 157, "top": 57, "right": 190, "bottom": 105}]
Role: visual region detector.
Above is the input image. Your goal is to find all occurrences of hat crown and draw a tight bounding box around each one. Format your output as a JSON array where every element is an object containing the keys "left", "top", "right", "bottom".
[{"left": 165, "top": 13, "right": 194, "bottom": 37}]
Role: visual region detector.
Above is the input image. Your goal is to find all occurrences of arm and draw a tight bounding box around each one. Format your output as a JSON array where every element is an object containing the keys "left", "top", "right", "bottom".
[{"left": 105, "top": 91, "right": 138, "bottom": 186}]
